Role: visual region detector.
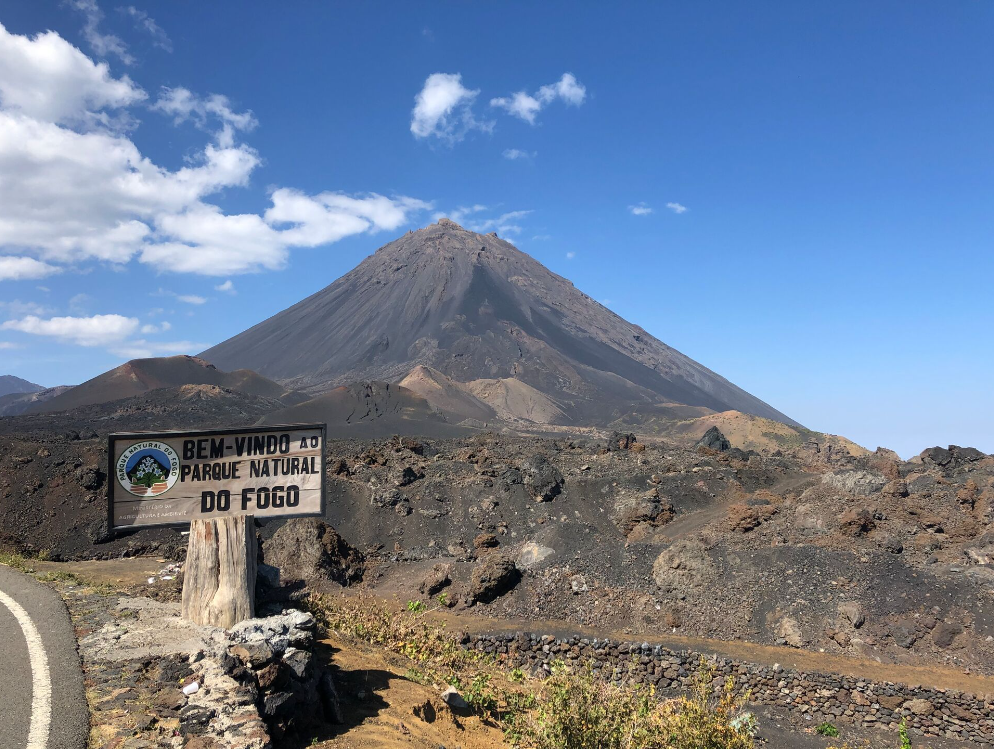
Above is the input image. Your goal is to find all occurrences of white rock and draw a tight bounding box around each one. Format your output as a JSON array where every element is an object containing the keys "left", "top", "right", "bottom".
[
  {"left": 517, "top": 541, "right": 554, "bottom": 568},
  {"left": 440, "top": 685, "right": 468, "bottom": 708},
  {"left": 182, "top": 681, "right": 200, "bottom": 695}
]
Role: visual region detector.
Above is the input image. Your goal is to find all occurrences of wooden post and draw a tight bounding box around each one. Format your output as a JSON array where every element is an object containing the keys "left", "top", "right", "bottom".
[{"left": 181, "top": 516, "right": 257, "bottom": 628}]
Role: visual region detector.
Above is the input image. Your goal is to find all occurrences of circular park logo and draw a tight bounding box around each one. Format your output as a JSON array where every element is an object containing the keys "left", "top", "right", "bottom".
[{"left": 116, "top": 441, "right": 180, "bottom": 497}]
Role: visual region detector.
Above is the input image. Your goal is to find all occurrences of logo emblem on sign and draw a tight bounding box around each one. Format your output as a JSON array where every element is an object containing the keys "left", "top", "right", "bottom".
[{"left": 116, "top": 441, "right": 180, "bottom": 497}]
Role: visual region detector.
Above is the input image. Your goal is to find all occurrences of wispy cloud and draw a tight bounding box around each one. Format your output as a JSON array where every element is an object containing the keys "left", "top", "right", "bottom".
[
  {"left": 666, "top": 202, "right": 688, "bottom": 214},
  {"left": 502, "top": 148, "right": 536, "bottom": 161},
  {"left": 491, "top": 73, "right": 586, "bottom": 125},
  {"left": 628, "top": 202, "right": 653, "bottom": 216},
  {"left": 110, "top": 339, "right": 208, "bottom": 359},
  {"left": 153, "top": 87, "right": 256, "bottom": 148},
  {"left": 214, "top": 279, "right": 235, "bottom": 294},
  {"left": 565, "top": 251, "right": 576, "bottom": 259},
  {"left": 118, "top": 6, "right": 172, "bottom": 53},
  {"left": 66, "top": 0, "right": 133, "bottom": 65},
  {"left": 433, "top": 205, "right": 532, "bottom": 235}
]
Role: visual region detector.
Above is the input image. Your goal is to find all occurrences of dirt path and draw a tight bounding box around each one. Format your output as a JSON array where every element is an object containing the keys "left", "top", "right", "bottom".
[{"left": 425, "top": 602, "right": 994, "bottom": 697}]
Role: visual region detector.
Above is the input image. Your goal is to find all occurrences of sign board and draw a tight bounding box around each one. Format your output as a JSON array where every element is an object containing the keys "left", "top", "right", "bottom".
[{"left": 108, "top": 423, "right": 325, "bottom": 531}]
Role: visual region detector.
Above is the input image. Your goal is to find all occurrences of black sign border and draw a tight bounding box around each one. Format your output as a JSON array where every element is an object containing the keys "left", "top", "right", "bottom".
[{"left": 107, "top": 422, "right": 327, "bottom": 533}]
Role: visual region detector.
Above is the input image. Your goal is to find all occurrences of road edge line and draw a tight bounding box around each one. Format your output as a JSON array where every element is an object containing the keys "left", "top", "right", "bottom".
[{"left": 0, "top": 586, "right": 52, "bottom": 749}]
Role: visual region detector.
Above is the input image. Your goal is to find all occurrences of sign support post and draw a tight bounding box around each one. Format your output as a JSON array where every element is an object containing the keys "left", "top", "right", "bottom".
[
  {"left": 107, "top": 423, "right": 326, "bottom": 629},
  {"left": 181, "top": 516, "right": 257, "bottom": 628}
]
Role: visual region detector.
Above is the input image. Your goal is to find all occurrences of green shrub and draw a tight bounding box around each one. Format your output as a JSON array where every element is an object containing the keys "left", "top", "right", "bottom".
[
  {"left": 899, "top": 718, "right": 912, "bottom": 749},
  {"left": 816, "top": 722, "right": 840, "bottom": 737}
]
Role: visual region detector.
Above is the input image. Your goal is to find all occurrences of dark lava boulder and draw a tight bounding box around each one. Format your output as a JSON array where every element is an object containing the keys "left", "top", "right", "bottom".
[
  {"left": 612, "top": 489, "right": 674, "bottom": 537},
  {"left": 419, "top": 563, "right": 452, "bottom": 596},
  {"left": 696, "top": 426, "right": 731, "bottom": 452},
  {"left": 262, "top": 519, "right": 364, "bottom": 586},
  {"left": 468, "top": 554, "right": 520, "bottom": 603},
  {"left": 606, "top": 432, "right": 638, "bottom": 451},
  {"left": 521, "top": 455, "right": 563, "bottom": 502},
  {"left": 839, "top": 508, "right": 876, "bottom": 537},
  {"left": 920, "top": 445, "right": 987, "bottom": 468}
]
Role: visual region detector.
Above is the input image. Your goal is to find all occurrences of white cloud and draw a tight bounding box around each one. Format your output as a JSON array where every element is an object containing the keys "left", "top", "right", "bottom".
[
  {"left": 1, "top": 313, "right": 139, "bottom": 346},
  {"left": 629, "top": 202, "right": 653, "bottom": 216},
  {"left": 0, "top": 341, "right": 19, "bottom": 349},
  {"left": 434, "top": 206, "right": 531, "bottom": 235},
  {"left": 266, "top": 189, "right": 432, "bottom": 247},
  {"left": 0, "top": 22, "right": 144, "bottom": 126},
  {"left": 666, "top": 202, "right": 688, "bottom": 214},
  {"left": 153, "top": 87, "right": 256, "bottom": 147},
  {"left": 0, "top": 310, "right": 195, "bottom": 358},
  {"left": 177, "top": 294, "right": 206, "bottom": 305},
  {"left": 0, "top": 111, "right": 259, "bottom": 264},
  {"left": 0, "top": 22, "right": 432, "bottom": 278},
  {"left": 491, "top": 73, "right": 586, "bottom": 124},
  {"left": 502, "top": 148, "right": 535, "bottom": 160},
  {"left": 410, "top": 73, "right": 493, "bottom": 143},
  {"left": 490, "top": 92, "right": 542, "bottom": 124},
  {"left": 0, "top": 256, "right": 61, "bottom": 281},
  {"left": 140, "top": 320, "right": 171, "bottom": 334},
  {"left": 565, "top": 251, "right": 576, "bottom": 259},
  {"left": 110, "top": 339, "right": 208, "bottom": 359},
  {"left": 119, "top": 6, "right": 172, "bottom": 53},
  {"left": 66, "top": 0, "right": 134, "bottom": 65},
  {"left": 538, "top": 73, "right": 586, "bottom": 106},
  {"left": 215, "top": 279, "right": 235, "bottom": 293}
]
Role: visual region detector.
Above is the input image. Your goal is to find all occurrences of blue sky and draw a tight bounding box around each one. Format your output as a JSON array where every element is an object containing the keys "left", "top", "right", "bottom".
[{"left": 0, "top": 2, "right": 992, "bottom": 458}]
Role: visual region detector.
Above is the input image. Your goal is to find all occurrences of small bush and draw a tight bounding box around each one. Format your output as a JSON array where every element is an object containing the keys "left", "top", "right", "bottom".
[
  {"left": 517, "top": 661, "right": 755, "bottom": 749},
  {"left": 816, "top": 722, "right": 840, "bottom": 737},
  {"left": 0, "top": 550, "right": 31, "bottom": 572},
  {"left": 314, "top": 594, "right": 759, "bottom": 749}
]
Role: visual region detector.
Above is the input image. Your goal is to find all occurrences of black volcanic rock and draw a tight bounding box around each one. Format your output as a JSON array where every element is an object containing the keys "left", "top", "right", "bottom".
[
  {"left": 697, "top": 426, "right": 732, "bottom": 452},
  {"left": 201, "top": 220, "right": 799, "bottom": 428}
]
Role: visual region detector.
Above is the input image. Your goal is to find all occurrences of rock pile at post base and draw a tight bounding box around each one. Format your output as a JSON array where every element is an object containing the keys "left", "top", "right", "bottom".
[
  {"left": 460, "top": 632, "right": 994, "bottom": 746},
  {"left": 222, "top": 609, "right": 342, "bottom": 743},
  {"left": 72, "top": 587, "right": 340, "bottom": 749}
]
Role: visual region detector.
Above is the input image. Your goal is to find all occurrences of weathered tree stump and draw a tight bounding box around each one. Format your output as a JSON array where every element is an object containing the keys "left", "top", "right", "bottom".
[{"left": 181, "top": 516, "right": 256, "bottom": 628}]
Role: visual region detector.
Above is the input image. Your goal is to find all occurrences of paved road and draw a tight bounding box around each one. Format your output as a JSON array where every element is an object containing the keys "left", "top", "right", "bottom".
[{"left": 0, "top": 565, "right": 88, "bottom": 749}]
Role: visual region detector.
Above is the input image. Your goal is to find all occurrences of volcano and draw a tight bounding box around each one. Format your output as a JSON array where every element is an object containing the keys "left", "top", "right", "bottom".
[{"left": 201, "top": 219, "right": 798, "bottom": 428}]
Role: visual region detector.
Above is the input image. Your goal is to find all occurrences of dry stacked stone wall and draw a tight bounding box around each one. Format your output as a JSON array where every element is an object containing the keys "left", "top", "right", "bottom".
[{"left": 461, "top": 632, "right": 994, "bottom": 746}]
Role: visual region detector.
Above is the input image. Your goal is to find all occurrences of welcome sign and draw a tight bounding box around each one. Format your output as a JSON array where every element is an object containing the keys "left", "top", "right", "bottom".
[{"left": 108, "top": 424, "right": 325, "bottom": 530}]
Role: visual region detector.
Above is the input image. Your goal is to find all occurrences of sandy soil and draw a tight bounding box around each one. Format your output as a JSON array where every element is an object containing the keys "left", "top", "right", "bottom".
[{"left": 311, "top": 634, "right": 508, "bottom": 749}]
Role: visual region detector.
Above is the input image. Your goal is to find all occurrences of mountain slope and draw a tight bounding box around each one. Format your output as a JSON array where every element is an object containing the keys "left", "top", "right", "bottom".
[
  {"left": 0, "top": 386, "right": 72, "bottom": 417},
  {"left": 258, "top": 381, "right": 477, "bottom": 438},
  {"left": 0, "top": 375, "right": 43, "bottom": 397},
  {"left": 27, "top": 355, "right": 304, "bottom": 414},
  {"left": 202, "top": 219, "right": 800, "bottom": 428}
]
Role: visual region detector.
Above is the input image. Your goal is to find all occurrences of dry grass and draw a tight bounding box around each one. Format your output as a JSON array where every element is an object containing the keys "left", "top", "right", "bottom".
[{"left": 309, "top": 593, "right": 758, "bottom": 749}]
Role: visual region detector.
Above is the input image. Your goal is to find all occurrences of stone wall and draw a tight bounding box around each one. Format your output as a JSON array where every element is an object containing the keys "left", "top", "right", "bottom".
[{"left": 461, "top": 632, "right": 994, "bottom": 746}]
